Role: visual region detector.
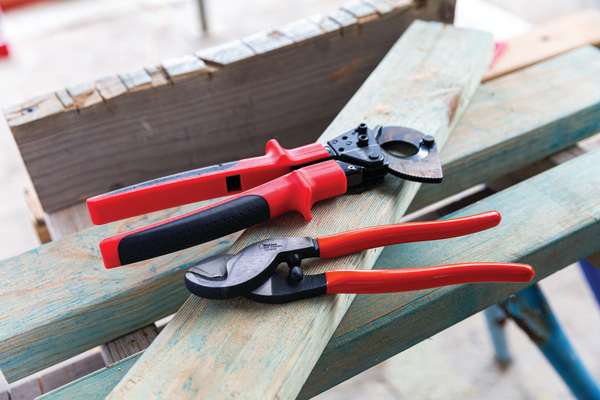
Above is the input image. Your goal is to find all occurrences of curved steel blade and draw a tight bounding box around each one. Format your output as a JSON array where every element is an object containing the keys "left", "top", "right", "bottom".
[
  {"left": 185, "top": 237, "right": 319, "bottom": 300},
  {"left": 187, "top": 254, "right": 233, "bottom": 280},
  {"left": 375, "top": 126, "right": 443, "bottom": 183}
]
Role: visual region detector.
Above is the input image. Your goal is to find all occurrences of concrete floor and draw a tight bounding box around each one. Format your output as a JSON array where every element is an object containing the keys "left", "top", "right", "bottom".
[{"left": 0, "top": 0, "right": 599, "bottom": 398}]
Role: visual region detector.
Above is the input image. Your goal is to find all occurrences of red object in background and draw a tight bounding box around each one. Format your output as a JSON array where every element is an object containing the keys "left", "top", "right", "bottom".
[
  {"left": 0, "top": 0, "right": 46, "bottom": 10},
  {"left": 490, "top": 42, "right": 508, "bottom": 69},
  {"left": 0, "top": 6, "right": 8, "bottom": 58}
]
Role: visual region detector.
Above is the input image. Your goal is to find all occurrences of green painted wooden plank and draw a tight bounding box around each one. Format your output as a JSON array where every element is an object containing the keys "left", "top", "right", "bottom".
[
  {"left": 0, "top": 199, "right": 239, "bottom": 383},
  {"left": 37, "top": 354, "right": 141, "bottom": 400},
  {"left": 106, "top": 22, "right": 493, "bottom": 400},
  {"left": 2, "top": 45, "right": 599, "bottom": 385},
  {"left": 410, "top": 45, "right": 600, "bottom": 213},
  {"left": 37, "top": 146, "right": 600, "bottom": 400},
  {"left": 299, "top": 147, "right": 600, "bottom": 398}
]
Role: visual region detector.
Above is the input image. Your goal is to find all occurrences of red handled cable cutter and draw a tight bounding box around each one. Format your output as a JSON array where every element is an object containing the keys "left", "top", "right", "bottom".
[
  {"left": 87, "top": 124, "right": 444, "bottom": 268},
  {"left": 184, "top": 211, "right": 535, "bottom": 303}
]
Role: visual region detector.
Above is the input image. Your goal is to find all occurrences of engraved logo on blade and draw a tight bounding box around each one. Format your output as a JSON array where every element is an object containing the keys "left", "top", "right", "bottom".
[{"left": 259, "top": 243, "right": 283, "bottom": 252}]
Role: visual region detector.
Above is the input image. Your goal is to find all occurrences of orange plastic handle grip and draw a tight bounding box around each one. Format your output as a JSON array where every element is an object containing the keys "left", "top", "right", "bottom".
[
  {"left": 325, "top": 263, "right": 535, "bottom": 294},
  {"left": 316, "top": 211, "right": 502, "bottom": 259}
]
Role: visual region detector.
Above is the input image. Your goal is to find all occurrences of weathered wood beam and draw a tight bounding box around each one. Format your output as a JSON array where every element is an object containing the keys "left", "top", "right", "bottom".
[
  {"left": 7, "top": 352, "right": 105, "bottom": 400},
  {"left": 0, "top": 200, "right": 239, "bottom": 382},
  {"left": 483, "top": 9, "right": 600, "bottom": 82},
  {"left": 4, "top": 0, "right": 455, "bottom": 214},
  {"left": 38, "top": 354, "right": 140, "bottom": 400},
  {"left": 44, "top": 202, "right": 92, "bottom": 240},
  {"left": 36, "top": 145, "right": 600, "bottom": 400},
  {"left": 99, "top": 325, "right": 158, "bottom": 365},
  {"left": 6, "top": 45, "right": 600, "bottom": 384},
  {"left": 24, "top": 186, "right": 50, "bottom": 244},
  {"left": 105, "top": 21, "right": 493, "bottom": 400}
]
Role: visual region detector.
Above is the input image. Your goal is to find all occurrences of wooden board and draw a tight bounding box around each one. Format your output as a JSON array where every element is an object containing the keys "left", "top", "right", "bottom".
[
  {"left": 105, "top": 21, "right": 493, "bottom": 400},
  {"left": 7, "top": 45, "right": 600, "bottom": 384},
  {"left": 24, "top": 186, "right": 51, "bottom": 244},
  {"left": 99, "top": 325, "right": 158, "bottom": 365},
  {"left": 483, "top": 9, "right": 600, "bottom": 82},
  {"left": 0, "top": 198, "right": 240, "bottom": 383},
  {"left": 36, "top": 145, "right": 600, "bottom": 400},
  {"left": 37, "top": 354, "right": 141, "bottom": 400},
  {"left": 44, "top": 202, "right": 92, "bottom": 240},
  {"left": 4, "top": 0, "right": 455, "bottom": 214}
]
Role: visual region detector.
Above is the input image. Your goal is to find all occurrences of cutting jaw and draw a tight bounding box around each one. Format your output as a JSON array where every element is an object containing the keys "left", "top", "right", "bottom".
[
  {"left": 375, "top": 126, "right": 443, "bottom": 184},
  {"left": 184, "top": 237, "right": 320, "bottom": 299}
]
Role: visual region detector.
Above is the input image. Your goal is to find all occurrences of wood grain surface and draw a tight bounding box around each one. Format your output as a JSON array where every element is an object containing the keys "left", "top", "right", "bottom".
[
  {"left": 99, "top": 325, "right": 158, "bottom": 365},
  {"left": 35, "top": 146, "right": 600, "bottom": 399},
  {"left": 0, "top": 199, "right": 241, "bottom": 383},
  {"left": 105, "top": 21, "right": 493, "bottom": 400},
  {"left": 4, "top": 0, "right": 455, "bottom": 213},
  {"left": 483, "top": 9, "right": 600, "bottom": 82},
  {"left": 37, "top": 354, "right": 141, "bottom": 400}
]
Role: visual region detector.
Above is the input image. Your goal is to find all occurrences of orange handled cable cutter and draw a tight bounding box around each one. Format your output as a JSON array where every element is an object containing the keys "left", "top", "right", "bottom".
[{"left": 184, "top": 211, "right": 534, "bottom": 303}]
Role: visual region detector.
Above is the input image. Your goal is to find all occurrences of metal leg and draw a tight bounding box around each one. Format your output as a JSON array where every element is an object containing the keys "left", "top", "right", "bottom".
[
  {"left": 500, "top": 284, "right": 600, "bottom": 400},
  {"left": 484, "top": 305, "right": 511, "bottom": 365},
  {"left": 198, "top": 0, "right": 208, "bottom": 33},
  {"left": 580, "top": 260, "right": 600, "bottom": 307}
]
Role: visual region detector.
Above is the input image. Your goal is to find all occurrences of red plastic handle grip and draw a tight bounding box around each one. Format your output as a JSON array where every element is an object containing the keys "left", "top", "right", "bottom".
[
  {"left": 325, "top": 263, "right": 535, "bottom": 294},
  {"left": 87, "top": 140, "right": 330, "bottom": 225},
  {"left": 259, "top": 160, "right": 348, "bottom": 221},
  {"left": 316, "top": 211, "right": 502, "bottom": 259},
  {"left": 99, "top": 160, "right": 348, "bottom": 268}
]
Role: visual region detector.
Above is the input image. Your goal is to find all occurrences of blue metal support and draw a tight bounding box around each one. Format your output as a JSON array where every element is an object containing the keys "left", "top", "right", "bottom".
[
  {"left": 484, "top": 305, "right": 511, "bottom": 365},
  {"left": 580, "top": 260, "right": 600, "bottom": 308},
  {"left": 500, "top": 284, "right": 600, "bottom": 400}
]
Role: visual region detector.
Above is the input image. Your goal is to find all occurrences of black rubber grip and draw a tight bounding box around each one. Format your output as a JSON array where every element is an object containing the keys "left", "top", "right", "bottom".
[{"left": 118, "top": 195, "right": 270, "bottom": 265}]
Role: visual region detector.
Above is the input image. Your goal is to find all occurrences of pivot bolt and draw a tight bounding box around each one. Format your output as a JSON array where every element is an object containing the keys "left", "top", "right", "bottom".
[
  {"left": 368, "top": 152, "right": 379, "bottom": 160},
  {"left": 422, "top": 135, "right": 435, "bottom": 148},
  {"left": 357, "top": 134, "right": 369, "bottom": 147},
  {"left": 289, "top": 266, "right": 304, "bottom": 282},
  {"left": 356, "top": 123, "right": 368, "bottom": 135},
  {"left": 287, "top": 253, "right": 302, "bottom": 268}
]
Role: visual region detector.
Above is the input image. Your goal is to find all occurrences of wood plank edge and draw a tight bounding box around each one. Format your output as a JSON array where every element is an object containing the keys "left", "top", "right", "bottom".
[
  {"left": 3, "top": 0, "right": 421, "bottom": 126},
  {"left": 36, "top": 353, "right": 141, "bottom": 400}
]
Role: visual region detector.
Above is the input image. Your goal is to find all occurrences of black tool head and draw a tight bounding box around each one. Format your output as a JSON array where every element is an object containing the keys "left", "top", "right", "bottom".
[
  {"left": 245, "top": 273, "right": 328, "bottom": 304},
  {"left": 185, "top": 237, "right": 320, "bottom": 299},
  {"left": 375, "top": 126, "right": 443, "bottom": 183}
]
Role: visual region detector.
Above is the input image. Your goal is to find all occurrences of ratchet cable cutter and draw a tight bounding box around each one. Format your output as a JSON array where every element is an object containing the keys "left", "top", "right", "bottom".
[{"left": 88, "top": 124, "right": 445, "bottom": 269}]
